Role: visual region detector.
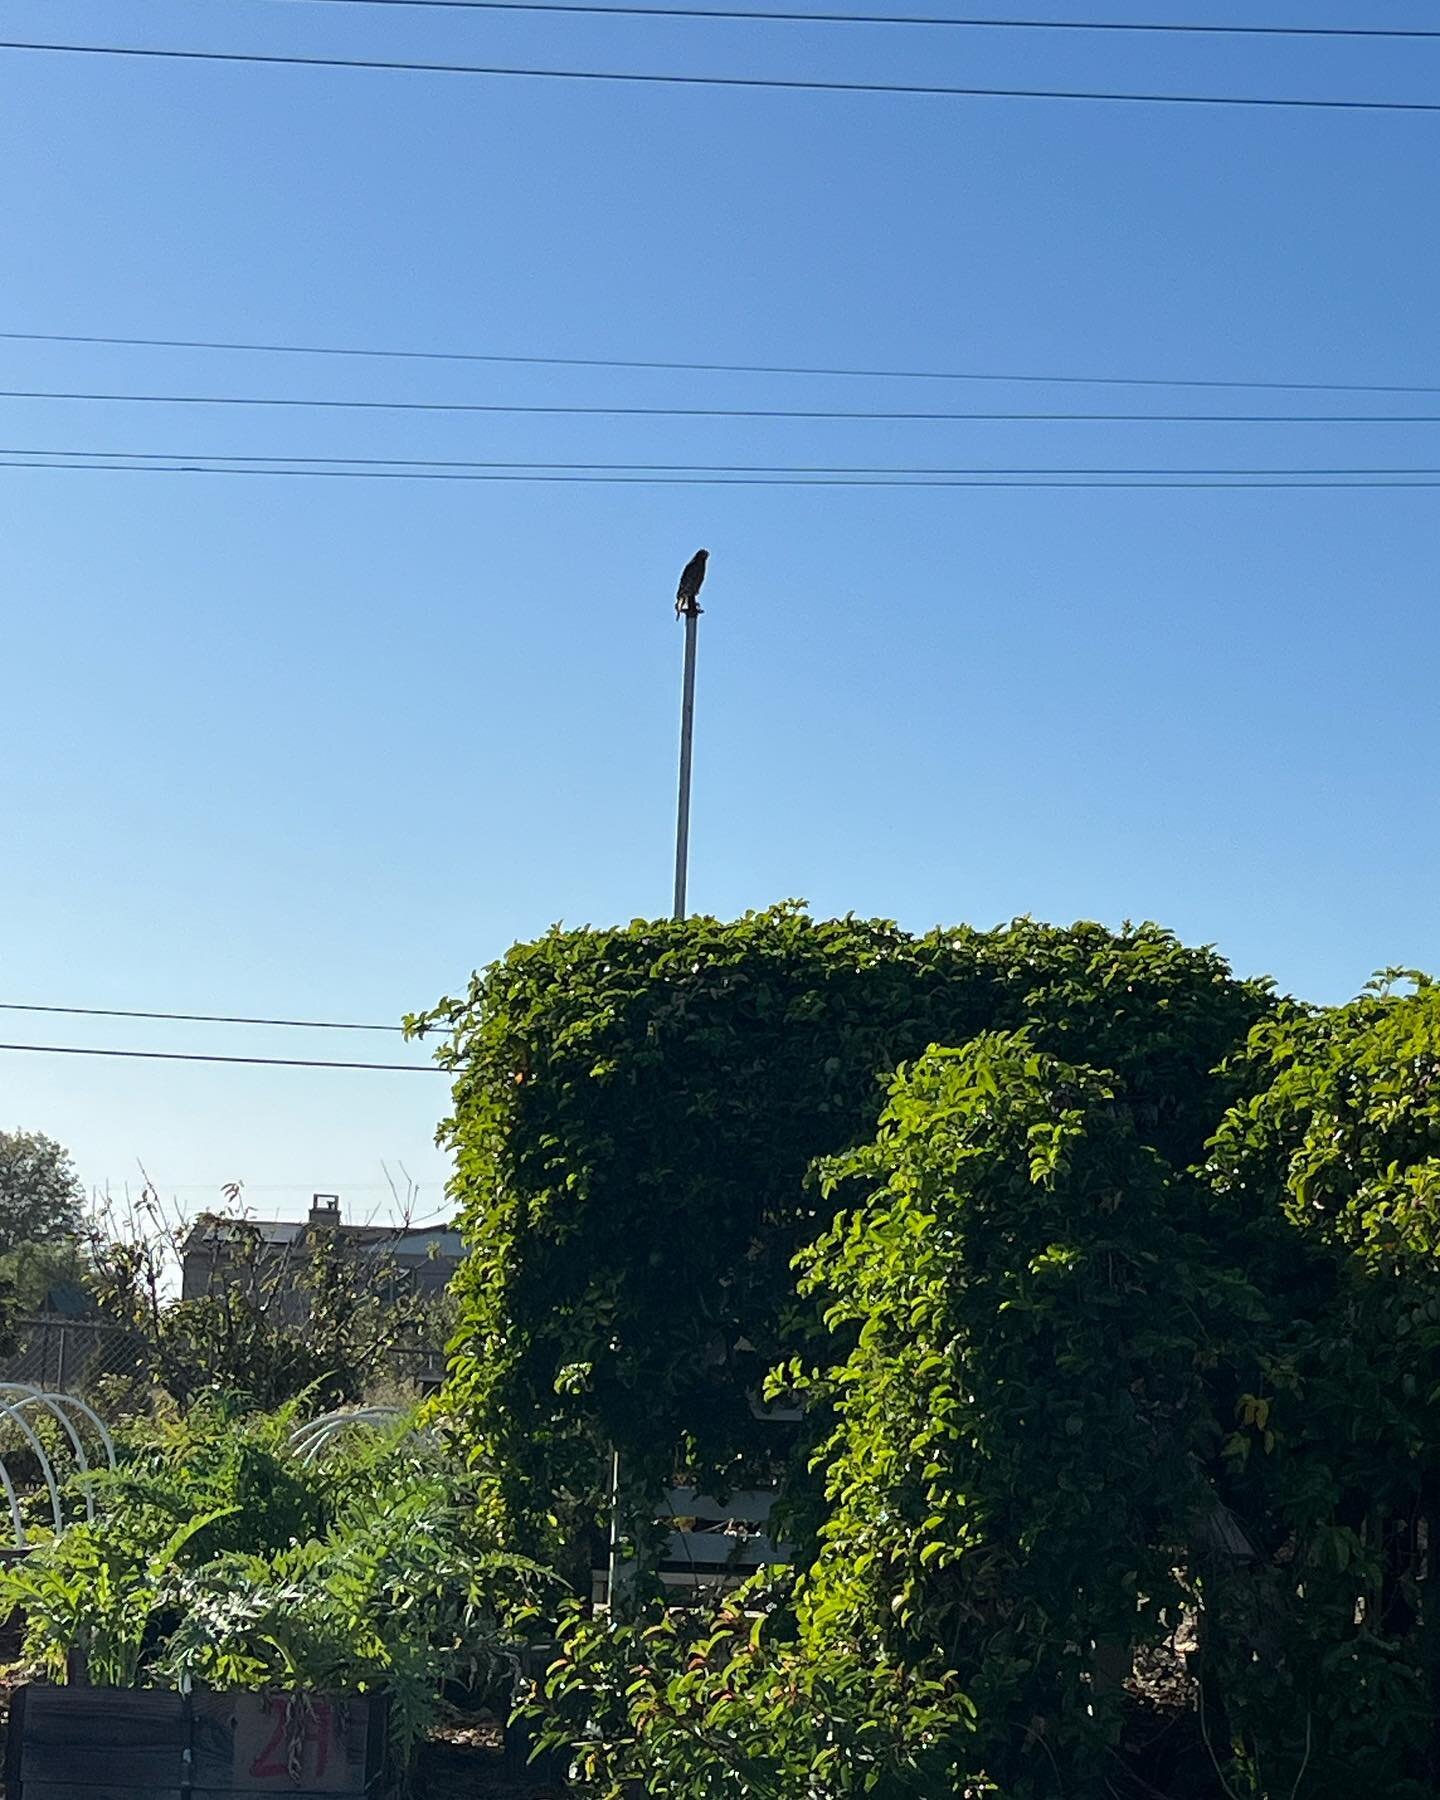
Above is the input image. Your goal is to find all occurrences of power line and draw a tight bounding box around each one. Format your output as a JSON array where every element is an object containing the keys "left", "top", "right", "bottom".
[
  {"left": 3, "top": 387, "right": 1440, "bottom": 422},
  {"left": 4, "top": 39, "right": 1438, "bottom": 113},
  {"left": 0, "top": 1042, "right": 444, "bottom": 1072},
  {"left": 260, "top": 0, "right": 1440, "bottom": 40},
  {"left": 8, "top": 448, "right": 1440, "bottom": 476},
  {"left": 0, "top": 1000, "right": 404, "bottom": 1031},
  {"left": 4, "top": 329, "right": 1434, "bottom": 397},
  {"left": 152, "top": 1181, "right": 442, "bottom": 1190},
  {"left": 4, "top": 460, "right": 1437, "bottom": 488}
]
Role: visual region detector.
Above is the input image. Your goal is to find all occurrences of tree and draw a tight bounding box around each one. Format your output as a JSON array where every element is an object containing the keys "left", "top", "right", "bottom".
[
  {"left": 0, "top": 1130, "right": 83, "bottom": 1257},
  {"left": 0, "top": 1237, "right": 94, "bottom": 1314},
  {"left": 511, "top": 946, "right": 1440, "bottom": 1798},
  {"left": 86, "top": 1196, "right": 444, "bottom": 1412}
]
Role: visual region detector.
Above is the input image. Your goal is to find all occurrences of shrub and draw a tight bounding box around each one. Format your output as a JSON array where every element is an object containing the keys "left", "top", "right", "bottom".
[{"left": 534, "top": 1589, "right": 984, "bottom": 1799}]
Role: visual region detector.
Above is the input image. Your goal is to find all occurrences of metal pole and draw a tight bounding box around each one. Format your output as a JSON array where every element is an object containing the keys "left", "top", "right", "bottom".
[
  {"left": 604, "top": 598, "right": 702, "bottom": 1614},
  {"left": 672, "top": 604, "right": 700, "bottom": 920},
  {"left": 604, "top": 1446, "right": 623, "bottom": 1613}
]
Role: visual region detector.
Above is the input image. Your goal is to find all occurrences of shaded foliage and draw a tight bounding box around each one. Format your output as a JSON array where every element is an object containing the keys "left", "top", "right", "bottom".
[
  {"left": 1191, "top": 976, "right": 1440, "bottom": 1797},
  {"left": 782, "top": 1038, "right": 1265, "bottom": 1795}
]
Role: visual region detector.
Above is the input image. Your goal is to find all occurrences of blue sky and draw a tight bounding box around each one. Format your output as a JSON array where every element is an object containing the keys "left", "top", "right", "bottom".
[{"left": 2, "top": 1, "right": 1437, "bottom": 1218}]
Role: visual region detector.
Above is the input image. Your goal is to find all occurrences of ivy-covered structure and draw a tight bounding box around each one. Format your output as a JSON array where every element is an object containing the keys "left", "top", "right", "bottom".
[
  {"left": 424, "top": 913, "right": 1440, "bottom": 1795},
  {"left": 414, "top": 905, "right": 1269, "bottom": 1572}
]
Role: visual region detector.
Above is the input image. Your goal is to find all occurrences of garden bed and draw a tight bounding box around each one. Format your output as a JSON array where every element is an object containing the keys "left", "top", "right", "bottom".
[
  {"left": 4, "top": 1684, "right": 386, "bottom": 1798},
  {"left": 0, "top": 1692, "right": 565, "bottom": 1800}
]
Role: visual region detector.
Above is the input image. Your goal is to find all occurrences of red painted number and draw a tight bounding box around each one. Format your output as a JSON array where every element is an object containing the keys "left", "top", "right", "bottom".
[{"left": 249, "top": 1699, "right": 334, "bottom": 1780}]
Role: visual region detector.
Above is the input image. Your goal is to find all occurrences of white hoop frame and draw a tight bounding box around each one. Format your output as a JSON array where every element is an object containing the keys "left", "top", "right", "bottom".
[
  {"left": 0, "top": 1384, "right": 117, "bottom": 1545},
  {"left": 0, "top": 1402, "right": 63, "bottom": 1534},
  {"left": 289, "top": 1406, "right": 409, "bottom": 1465}
]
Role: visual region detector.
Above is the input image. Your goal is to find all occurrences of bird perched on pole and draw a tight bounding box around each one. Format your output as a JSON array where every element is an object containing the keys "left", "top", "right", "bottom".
[{"left": 675, "top": 548, "right": 709, "bottom": 617}]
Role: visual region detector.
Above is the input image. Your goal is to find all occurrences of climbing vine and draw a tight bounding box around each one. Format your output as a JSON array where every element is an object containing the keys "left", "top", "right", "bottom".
[{"left": 413, "top": 904, "right": 1269, "bottom": 1575}]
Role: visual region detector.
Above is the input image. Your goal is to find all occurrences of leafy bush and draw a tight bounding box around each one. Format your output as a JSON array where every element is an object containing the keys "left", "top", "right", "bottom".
[
  {"left": 158, "top": 1483, "right": 531, "bottom": 1758},
  {"left": 534, "top": 1589, "right": 984, "bottom": 1799},
  {"left": 1, "top": 1506, "right": 234, "bottom": 1686},
  {"left": 97, "top": 1401, "right": 328, "bottom": 1558}
]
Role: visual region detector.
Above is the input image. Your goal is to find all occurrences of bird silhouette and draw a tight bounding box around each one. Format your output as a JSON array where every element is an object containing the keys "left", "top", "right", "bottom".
[{"left": 675, "top": 548, "right": 709, "bottom": 617}]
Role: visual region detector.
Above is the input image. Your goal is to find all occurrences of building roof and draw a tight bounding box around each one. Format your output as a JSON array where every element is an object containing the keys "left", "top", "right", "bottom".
[
  {"left": 390, "top": 1227, "right": 465, "bottom": 1258},
  {"left": 182, "top": 1215, "right": 463, "bottom": 1260}
]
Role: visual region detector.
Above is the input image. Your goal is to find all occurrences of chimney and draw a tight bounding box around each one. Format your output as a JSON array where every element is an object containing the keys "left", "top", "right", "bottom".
[{"left": 309, "top": 1193, "right": 341, "bottom": 1228}]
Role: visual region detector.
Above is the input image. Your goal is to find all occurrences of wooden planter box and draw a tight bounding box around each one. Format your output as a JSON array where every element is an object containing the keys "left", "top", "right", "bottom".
[{"left": 4, "top": 1685, "right": 389, "bottom": 1799}]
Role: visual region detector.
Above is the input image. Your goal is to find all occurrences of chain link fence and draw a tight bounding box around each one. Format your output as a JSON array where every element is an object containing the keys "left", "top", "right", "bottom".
[
  {"left": 0, "top": 1315, "right": 449, "bottom": 1404},
  {"left": 1, "top": 1315, "right": 150, "bottom": 1399}
]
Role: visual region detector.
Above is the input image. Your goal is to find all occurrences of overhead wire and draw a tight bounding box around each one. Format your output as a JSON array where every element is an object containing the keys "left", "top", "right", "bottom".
[
  {"left": 256, "top": 0, "right": 1440, "bottom": 39},
  {"left": 3, "top": 39, "right": 1438, "bottom": 113},
  {"left": 0, "top": 1042, "right": 445, "bottom": 1072},
  {"left": 6, "top": 448, "right": 1440, "bottom": 476},
  {"left": 3, "top": 461, "right": 1437, "bottom": 487},
  {"left": 3, "top": 18, "right": 1426, "bottom": 1061},
  {"left": 4, "top": 329, "right": 1434, "bottom": 397},
  {"left": 3, "top": 387, "right": 1440, "bottom": 422},
  {"left": 24, "top": 16, "right": 1428, "bottom": 1071},
  {"left": 150, "top": 1182, "right": 445, "bottom": 1195},
  {"left": 0, "top": 1000, "right": 404, "bottom": 1031}
]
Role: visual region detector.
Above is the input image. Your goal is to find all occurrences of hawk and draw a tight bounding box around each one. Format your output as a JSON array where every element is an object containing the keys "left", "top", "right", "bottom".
[{"left": 675, "top": 548, "right": 709, "bottom": 617}]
